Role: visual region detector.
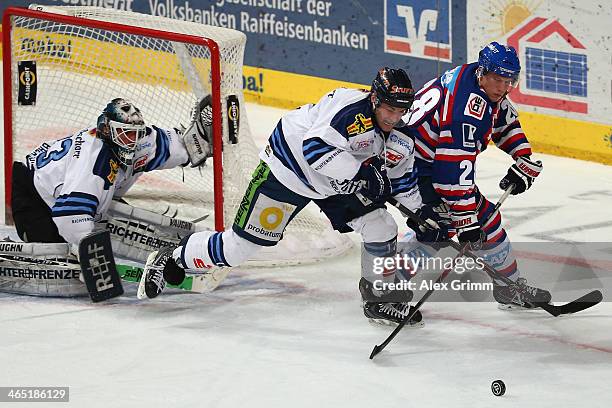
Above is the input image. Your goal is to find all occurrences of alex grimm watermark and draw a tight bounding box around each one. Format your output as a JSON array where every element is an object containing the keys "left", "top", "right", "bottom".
[
  {"left": 361, "top": 242, "right": 612, "bottom": 302},
  {"left": 361, "top": 243, "right": 494, "bottom": 302},
  {"left": 0, "top": 387, "right": 69, "bottom": 402}
]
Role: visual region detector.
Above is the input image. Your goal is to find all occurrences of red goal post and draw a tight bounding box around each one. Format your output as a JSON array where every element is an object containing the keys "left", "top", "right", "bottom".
[{"left": 2, "top": 6, "right": 225, "bottom": 230}]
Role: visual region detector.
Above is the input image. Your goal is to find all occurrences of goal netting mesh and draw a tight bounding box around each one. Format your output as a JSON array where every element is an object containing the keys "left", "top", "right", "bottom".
[{"left": 4, "top": 5, "right": 353, "bottom": 265}]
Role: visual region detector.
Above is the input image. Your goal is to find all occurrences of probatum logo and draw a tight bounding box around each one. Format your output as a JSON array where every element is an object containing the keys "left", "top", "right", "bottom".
[{"left": 384, "top": 0, "right": 452, "bottom": 62}]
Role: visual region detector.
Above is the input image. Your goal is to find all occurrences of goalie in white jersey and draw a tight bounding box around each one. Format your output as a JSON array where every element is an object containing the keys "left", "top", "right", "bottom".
[
  {"left": 10, "top": 97, "right": 212, "bottom": 247},
  {"left": 140, "top": 68, "right": 434, "bottom": 326}
]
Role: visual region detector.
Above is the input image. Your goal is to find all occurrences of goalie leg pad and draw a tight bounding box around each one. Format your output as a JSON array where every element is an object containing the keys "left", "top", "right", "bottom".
[
  {"left": 78, "top": 231, "right": 124, "bottom": 302},
  {"left": 104, "top": 200, "right": 200, "bottom": 263},
  {"left": 0, "top": 259, "right": 86, "bottom": 297},
  {"left": 0, "top": 240, "right": 87, "bottom": 297}
]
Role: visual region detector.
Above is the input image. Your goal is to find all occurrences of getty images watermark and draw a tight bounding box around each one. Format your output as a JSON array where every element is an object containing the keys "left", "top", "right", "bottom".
[
  {"left": 361, "top": 242, "right": 611, "bottom": 303},
  {"left": 369, "top": 252, "right": 493, "bottom": 293},
  {"left": 360, "top": 243, "right": 497, "bottom": 302}
]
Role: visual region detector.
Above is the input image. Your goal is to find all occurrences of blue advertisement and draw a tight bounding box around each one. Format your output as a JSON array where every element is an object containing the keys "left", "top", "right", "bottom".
[{"left": 1, "top": 0, "right": 467, "bottom": 88}]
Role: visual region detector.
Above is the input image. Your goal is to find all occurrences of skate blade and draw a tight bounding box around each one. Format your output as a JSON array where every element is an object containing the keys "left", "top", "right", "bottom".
[
  {"left": 136, "top": 251, "right": 158, "bottom": 300},
  {"left": 497, "top": 303, "right": 539, "bottom": 311},
  {"left": 367, "top": 318, "right": 425, "bottom": 329},
  {"left": 136, "top": 270, "right": 148, "bottom": 300}
]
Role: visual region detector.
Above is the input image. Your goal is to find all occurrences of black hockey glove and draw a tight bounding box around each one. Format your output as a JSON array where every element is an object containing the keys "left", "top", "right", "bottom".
[
  {"left": 499, "top": 156, "right": 543, "bottom": 195},
  {"left": 452, "top": 210, "right": 486, "bottom": 251},
  {"left": 356, "top": 157, "right": 391, "bottom": 202},
  {"left": 406, "top": 204, "right": 450, "bottom": 246}
]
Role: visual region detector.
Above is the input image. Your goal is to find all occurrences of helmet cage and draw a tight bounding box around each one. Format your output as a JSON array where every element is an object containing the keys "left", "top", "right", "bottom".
[{"left": 107, "top": 119, "right": 146, "bottom": 166}]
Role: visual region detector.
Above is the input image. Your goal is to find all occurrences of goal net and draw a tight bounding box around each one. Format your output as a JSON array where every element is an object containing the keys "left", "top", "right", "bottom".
[{"left": 2, "top": 5, "right": 353, "bottom": 265}]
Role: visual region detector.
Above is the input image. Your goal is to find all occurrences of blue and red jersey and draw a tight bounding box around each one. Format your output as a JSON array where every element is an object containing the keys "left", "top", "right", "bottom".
[{"left": 402, "top": 62, "right": 531, "bottom": 213}]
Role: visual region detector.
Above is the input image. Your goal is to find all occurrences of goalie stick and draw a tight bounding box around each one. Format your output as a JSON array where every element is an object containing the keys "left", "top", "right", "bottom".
[{"left": 370, "top": 187, "right": 603, "bottom": 359}]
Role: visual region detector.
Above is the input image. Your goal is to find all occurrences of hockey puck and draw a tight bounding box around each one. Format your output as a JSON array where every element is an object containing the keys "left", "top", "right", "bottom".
[{"left": 491, "top": 380, "right": 506, "bottom": 396}]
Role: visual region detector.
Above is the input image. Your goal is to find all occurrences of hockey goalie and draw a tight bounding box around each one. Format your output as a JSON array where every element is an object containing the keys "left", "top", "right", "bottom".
[{"left": 0, "top": 96, "right": 214, "bottom": 301}]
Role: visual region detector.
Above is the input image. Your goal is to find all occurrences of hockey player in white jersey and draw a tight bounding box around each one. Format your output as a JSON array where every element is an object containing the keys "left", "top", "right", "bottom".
[
  {"left": 10, "top": 97, "right": 212, "bottom": 249},
  {"left": 140, "top": 67, "right": 431, "bottom": 326}
]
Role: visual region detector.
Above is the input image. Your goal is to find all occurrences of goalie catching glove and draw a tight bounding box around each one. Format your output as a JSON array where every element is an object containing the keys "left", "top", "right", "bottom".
[
  {"left": 499, "top": 156, "right": 543, "bottom": 195},
  {"left": 181, "top": 95, "right": 214, "bottom": 167}
]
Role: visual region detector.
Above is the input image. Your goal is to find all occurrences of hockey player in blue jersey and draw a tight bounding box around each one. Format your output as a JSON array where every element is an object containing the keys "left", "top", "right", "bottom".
[
  {"left": 139, "top": 67, "right": 426, "bottom": 326},
  {"left": 403, "top": 41, "right": 551, "bottom": 309},
  {"left": 11, "top": 97, "right": 212, "bottom": 246}
]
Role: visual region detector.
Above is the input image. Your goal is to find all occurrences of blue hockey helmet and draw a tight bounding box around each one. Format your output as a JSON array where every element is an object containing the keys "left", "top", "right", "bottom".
[
  {"left": 477, "top": 42, "right": 521, "bottom": 85},
  {"left": 371, "top": 67, "right": 415, "bottom": 109},
  {"left": 96, "top": 98, "right": 146, "bottom": 167}
]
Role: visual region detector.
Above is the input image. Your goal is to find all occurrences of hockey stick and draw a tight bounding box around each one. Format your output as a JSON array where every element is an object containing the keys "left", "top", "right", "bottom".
[
  {"left": 373, "top": 185, "right": 603, "bottom": 358},
  {"left": 388, "top": 193, "right": 602, "bottom": 317},
  {"left": 369, "top": 188, "right": 514, "bottom": 359}
]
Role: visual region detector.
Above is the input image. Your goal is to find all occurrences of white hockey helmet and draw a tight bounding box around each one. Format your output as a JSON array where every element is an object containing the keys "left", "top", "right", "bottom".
[{"left": 97, "top": 98, "right": 146, "bottom": 167}]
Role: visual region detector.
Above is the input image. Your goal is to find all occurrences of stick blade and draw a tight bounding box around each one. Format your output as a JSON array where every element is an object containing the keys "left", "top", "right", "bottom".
[
  {"left": 538, "top": 290, "right": 603, "bottom": 316},
  {"left": 556, "top": 290, "right": 603, "bottom": 315},
  {"left": 370, "top": 345, "right": 383, "bottom": 360}
]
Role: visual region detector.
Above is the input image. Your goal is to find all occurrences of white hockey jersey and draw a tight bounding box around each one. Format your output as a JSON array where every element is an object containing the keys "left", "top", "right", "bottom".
[
  {"left": 24, "top": 126, "right": 189, "bottom": 244},
  {"left": 260, "top": 87, "right": 421, "bottom": 208}
]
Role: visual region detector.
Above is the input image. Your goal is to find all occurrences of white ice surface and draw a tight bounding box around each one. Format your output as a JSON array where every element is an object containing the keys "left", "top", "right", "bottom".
[{"left": 1, "top": 102, "right": 612, "bottom": 408}]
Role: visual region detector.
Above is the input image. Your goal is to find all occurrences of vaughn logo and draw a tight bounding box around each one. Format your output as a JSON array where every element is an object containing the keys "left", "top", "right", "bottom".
[
  {"left": 170, "top": 218, "right": 193, "bottom": 231},
  {"left": 0, "top": 242, "right": 24, "bottom": 253}
]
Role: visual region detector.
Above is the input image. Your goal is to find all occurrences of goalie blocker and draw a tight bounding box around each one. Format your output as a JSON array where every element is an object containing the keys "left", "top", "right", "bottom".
[{"left": 78, "top": 230, "right": 123, "bottom": 302}]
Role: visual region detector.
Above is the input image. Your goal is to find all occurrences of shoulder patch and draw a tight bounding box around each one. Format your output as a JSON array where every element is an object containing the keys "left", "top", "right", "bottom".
[
  {"left": 93, "top": 146, "right": 119, "bottom": 190},
  {"left": 464, "top": 93, "right": 487, "bottom": 120},
  {"left": 346, "top": 113, "right": 373, "bottom": 136},
  {"left": 107, "top": 159, "right": 120, "bottom": 184}
]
